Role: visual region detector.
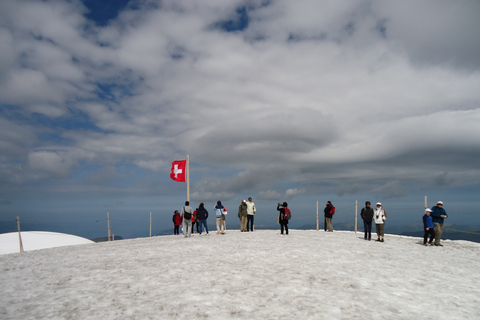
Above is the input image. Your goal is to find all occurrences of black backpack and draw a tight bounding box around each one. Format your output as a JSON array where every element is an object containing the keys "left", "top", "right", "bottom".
[{"left": 183, "top": 207, "right": 192, "bottom": 220}]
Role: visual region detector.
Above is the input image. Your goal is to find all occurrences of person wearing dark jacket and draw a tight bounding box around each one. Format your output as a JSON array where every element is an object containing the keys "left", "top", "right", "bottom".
[
  {"left": 360, "top": 201, "right": 374, "bottom": 240},
  {"left": 431, "top": 201, "right": 448, "bottom": 246},
  {"left": 172, "top": 210, "right": 182, "bottom": 235},
  {"left": 324, "top": 201, "right": 334, "bottom": 232},
  {"left": 423, "top": 208, "right": 435, "bottom": 246},
  {"left": 277, "top": 202, "right": 290, "bottom": 235},
  {"left": 238, "top": 199, "right": 248, "bottom": 232},
  {"left": 196, "top": 203, "right": 209, "bottom": 236}
]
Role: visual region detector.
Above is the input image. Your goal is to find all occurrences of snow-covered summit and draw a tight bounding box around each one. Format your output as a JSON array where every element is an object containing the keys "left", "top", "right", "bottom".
[{"left": 0, "top": 230, "right": 478, "bottom": 319}]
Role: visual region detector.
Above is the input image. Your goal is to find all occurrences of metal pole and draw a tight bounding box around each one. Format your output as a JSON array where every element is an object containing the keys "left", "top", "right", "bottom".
[
  {"left": 425, "top": 196, "right": 427, "bottom": 209},
  {"left": 150, "top": 212, "right": 152, "bottom": 237},
  {"left": 316, "top": 201, "right": 319, "bottom": 231}
]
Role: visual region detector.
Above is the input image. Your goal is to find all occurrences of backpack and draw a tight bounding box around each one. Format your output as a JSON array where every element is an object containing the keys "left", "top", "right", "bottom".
[
  {"left": 330, "top": 206, "right": 335, "bottom": 215},
  {"left": 183, "top": 207, "right": 192, "bottom": 220},
  {"left": 284, "top": 208, "right": 291, "bottom": 220}
]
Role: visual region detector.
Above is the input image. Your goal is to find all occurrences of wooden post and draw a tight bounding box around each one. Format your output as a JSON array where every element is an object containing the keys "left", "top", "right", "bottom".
[
  {"left": 150, "top": 212, "right": 152, "bottom": 237},
  {"left": 16, "top": 216, "right": 24, "bottom": 253},
  {"left": 316, "top": 201, "right": 319, "bottom": 231},
  {"left": 107, "top": 212, "right": 112, "bottom": 241},
  {"left": 355, "top": 200, "right": 358, "bottom": 233}
]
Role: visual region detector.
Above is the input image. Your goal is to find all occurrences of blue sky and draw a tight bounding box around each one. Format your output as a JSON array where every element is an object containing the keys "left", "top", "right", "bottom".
[{"left": 1, "top": 0, "right": 480, "bottom": 238}]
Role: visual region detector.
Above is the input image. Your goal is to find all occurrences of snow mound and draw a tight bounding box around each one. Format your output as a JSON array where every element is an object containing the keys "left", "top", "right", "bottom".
[
  {"left": 0, "top": 230, "right": 479, "bottom": 319},
  {"left": 0, "top": 231, "right": 94, "bottom": 255}
]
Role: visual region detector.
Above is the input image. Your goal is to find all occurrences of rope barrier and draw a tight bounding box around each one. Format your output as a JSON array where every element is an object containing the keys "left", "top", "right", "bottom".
[{"left": 445, "top": 228, "right": 480, "bottom": 235}]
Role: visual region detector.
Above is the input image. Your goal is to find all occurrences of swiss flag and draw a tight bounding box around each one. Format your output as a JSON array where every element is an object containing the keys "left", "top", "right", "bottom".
[{"left": 170, "top": 160, "right": 186, "bottom": 182}]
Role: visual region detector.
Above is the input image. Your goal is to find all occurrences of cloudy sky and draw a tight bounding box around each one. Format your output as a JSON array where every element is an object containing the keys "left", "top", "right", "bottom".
[{"left": 1, "top": 0, "right": 480, "bottom": 236}]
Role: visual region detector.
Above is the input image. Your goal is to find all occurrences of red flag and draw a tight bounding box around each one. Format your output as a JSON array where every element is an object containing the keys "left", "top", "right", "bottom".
[{"left": 170, "top": 160, "right": 186, "bottom": 182}]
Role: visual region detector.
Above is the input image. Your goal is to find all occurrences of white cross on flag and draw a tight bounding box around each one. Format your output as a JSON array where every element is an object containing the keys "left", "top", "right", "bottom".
[{"left": 170, "top": 160, "right": 186, "bottom": 182}]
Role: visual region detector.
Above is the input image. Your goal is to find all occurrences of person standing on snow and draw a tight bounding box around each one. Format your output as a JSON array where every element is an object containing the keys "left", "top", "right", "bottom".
[
  {"left": 238, "top": 199, "right": 248, "bottom": 232},
  {"left": 191, "top": 209, "right": 199, "bottom": 234},
  {"left": 214, "top": 201, "right": 226, "bottom": 235},
  {"left": 277, "top": 202, "right": 291, "bottom": 235},
  {"left": 361, "top": 201, "right": 374, "bottom": 240},
  {"left": 246, "top": 197, "right": 256, "bottom": 232},
  {"left": 196, "top": 203, "right": 209, "bottom": 236},
  {"left": 324, "top": 201, "right": 335, "bottom": 232},
  {"left": 172, "top": 210, "right": 182, "bottom": 235},
  {"left": 182, "top": 201, "right": 194, "bottom": 238},
  {"left": 423, "top": 208, "right": 435, "bottom": 246},
  {"left": 374, "top": 202, "right": 387, "bottom": 242},
  {"left": 431, "top": 201, "right": 448, "bottom": 246}
]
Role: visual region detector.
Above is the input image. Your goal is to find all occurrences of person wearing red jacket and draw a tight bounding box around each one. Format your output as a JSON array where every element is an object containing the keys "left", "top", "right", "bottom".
[
  {"left": 172, "top": 210, "right": 182, "bottom": 235},
  {"left": 191, "top": 209, "right": 198, "bottom": 234}
]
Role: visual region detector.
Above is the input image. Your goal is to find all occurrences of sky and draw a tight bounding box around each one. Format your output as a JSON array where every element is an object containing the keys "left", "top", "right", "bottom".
[{"left": 1, "top": 0, "right": 480, "bottom": 238}]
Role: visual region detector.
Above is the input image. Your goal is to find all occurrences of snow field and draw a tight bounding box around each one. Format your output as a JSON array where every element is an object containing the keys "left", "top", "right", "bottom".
[{"left": 0, "top": 230, "right": 479, "bottom": 319}]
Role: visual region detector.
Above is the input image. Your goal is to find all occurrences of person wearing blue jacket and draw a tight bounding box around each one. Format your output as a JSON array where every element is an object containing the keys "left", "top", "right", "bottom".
[
  {"left": 431, "top": 201, "right": 448, "bottom": 246},
  {"left": 423, "top": 208, "right": 435, "bottom": 246},
  {"left": 214, "top": 201, "right": 226, "bottom": 235}
]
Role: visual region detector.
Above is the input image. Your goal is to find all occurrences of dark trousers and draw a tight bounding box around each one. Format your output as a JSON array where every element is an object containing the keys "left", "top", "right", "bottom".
[
  {"left": 247, "top": 215, "right": 254, "bottom": 231},
  {"left": 192, "top": 221, "right": 199, "bottom": 233},
  {"left": 363, "top": 221, "right": 372, "bottom": 239},
  {"left": 424, "top": 227, "right": 435, "bottom": 244},
  {"left": 280, "top": 221, "right": 288, "bottom": 235},
  {"left": 174, "top": 225, "right": 180, "bottom": 235}
]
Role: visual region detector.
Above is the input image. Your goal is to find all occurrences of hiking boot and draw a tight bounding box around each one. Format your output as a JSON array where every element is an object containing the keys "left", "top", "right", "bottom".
[
  {"left": 380, "top": 238, "right": 384, "bottom": 242},
  {"left": 424, "top": 243, "right": 428, "bottom": 246}
]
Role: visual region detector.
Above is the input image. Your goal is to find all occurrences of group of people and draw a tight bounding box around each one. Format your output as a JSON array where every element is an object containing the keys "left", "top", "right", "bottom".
[
  {"left": 237, "top": 197, "right": 256, "bottom": 232},
  {"left": 172, "top": 201, "right": 210, "bottom": 237},
  {"left": 423, "top": 201, "right": 448, "bottom": 246},
  {"left": 360, "top": 201, "right": 387, "bottom": 242},
  {"left": 173, "top": 198, "right": 449, "bottom": 246},
  {"left": 359, "top": 200, "right": 449, "bottom": 246},
  {"left": 172, "top": 197, "right": 257, "bottom": 237}
]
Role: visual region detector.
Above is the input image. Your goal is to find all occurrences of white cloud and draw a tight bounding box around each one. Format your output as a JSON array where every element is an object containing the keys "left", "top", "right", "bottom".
[
  {"left": 28, "top": 151, "right": 76, "bottom": 178},
  {"left": 1, "top": 0, "right": 480, "bottom": 208}
]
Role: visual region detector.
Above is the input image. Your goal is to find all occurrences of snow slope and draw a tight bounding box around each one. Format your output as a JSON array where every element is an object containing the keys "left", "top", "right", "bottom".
[
  {"left": 0, "top": 231, "right": 94, "bottom": 255},
  {"left": 0, "top": 230, "right": 479, "bottom": 319}
]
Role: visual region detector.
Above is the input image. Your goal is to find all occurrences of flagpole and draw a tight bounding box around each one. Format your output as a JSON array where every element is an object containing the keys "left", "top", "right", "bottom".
[{"left": 186, "top": 155, "right": 190, "bottom": 202}]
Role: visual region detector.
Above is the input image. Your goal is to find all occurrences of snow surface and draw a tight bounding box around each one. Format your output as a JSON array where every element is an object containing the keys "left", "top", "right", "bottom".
[
  {"left": 0, "top": 231, "right": 94, "bottom": 255},
  {"left": 0, "top": 230, "right": 479, "bottom": 319}
]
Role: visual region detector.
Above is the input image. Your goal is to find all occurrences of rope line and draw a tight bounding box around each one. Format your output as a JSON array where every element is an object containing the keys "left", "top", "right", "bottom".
[{"left": 445, "top": 228, "right": 480, "bottom": 235}]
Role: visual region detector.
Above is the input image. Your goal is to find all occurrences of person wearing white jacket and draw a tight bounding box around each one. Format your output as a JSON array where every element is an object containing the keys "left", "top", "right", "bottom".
[{"left": 374, "top": 202, "right": 387, "bottom": 242}]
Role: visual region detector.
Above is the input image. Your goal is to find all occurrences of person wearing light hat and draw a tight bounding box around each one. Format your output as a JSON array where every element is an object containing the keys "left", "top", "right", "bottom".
[
  {"left": 423, "top": 208, "right": 435, "bottom": 246},
  {"left": 238, "top": 199, "right": 248, "bottom": 232},
  {"left": 431, "top": 201, "right": 448, "bottom": 246},
  {"left": 374, "top": 202, "right": 387, "bottom": 242}
]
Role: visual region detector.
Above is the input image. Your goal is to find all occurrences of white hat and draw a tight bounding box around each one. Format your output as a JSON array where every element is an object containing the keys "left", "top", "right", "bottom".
[
  {"left": 376, "top": 202, "right": 382, "bottom": 206},
  {"left": 425, "top": 208, "right": 432, "bottom": 212},
  {"left": 437, "top": 201, "right": 443, "bottom": 205}
]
